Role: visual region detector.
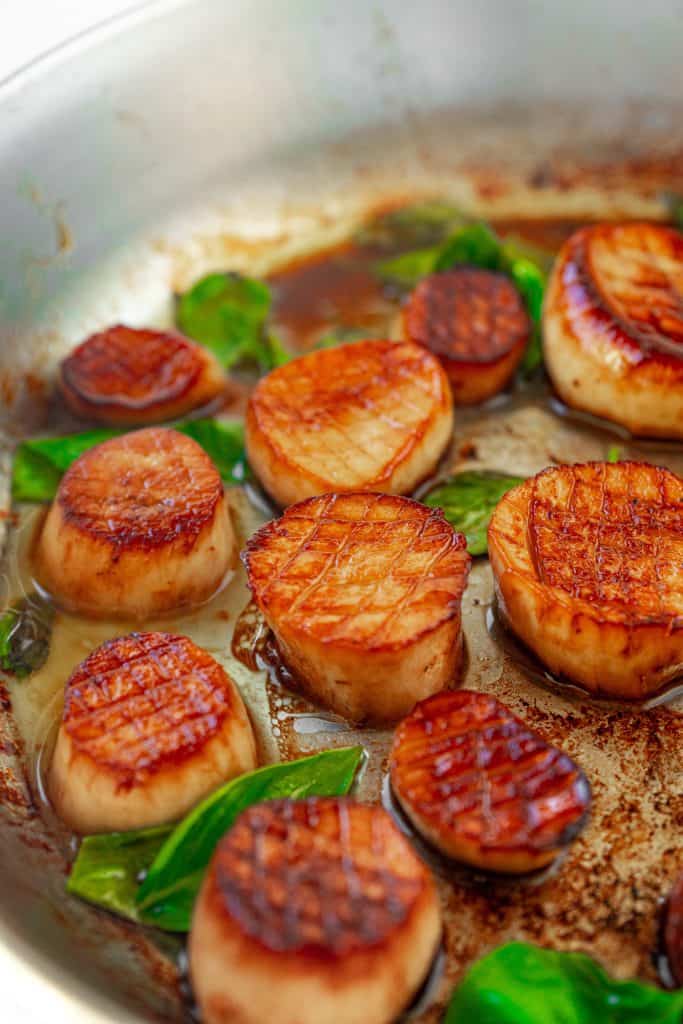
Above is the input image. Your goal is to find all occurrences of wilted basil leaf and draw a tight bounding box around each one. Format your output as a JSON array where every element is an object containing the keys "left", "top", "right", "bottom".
[
  {"left": 135, "top": 745, "right": 363, "bottom": 931},
  {"left": 176, "top": 272, "right": 289, "bottom": 371},
  {"left": 356, "top": 200, "right": 467, "bottom": 249},
  {"left": 423, "top": 470, "right": 524, "bottom": 556},
  {"left": 67, "top": 826, "right": 172, "bottom": 922},
  {"left": 0, "top": 594, "right": 55, "bottom": 679},
  {"left": 12, "top": 418, "right": 248, "bottom": 502},
  {"left": 445, "top": 942, "right": 683, "bottom": 1024}
]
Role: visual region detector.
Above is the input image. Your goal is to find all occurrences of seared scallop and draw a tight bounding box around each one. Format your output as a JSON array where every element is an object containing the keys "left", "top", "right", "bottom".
[
  {"left": 544, "top": 222, "right": 683, "bottom": 439},
  {"left": 60, "top": 325, "right": 225, "bottom": 425},
  {"left": 488, "top": 460, "right": 683, "bottom": 700},
  {"left": 190, "top": 797, "right": 441, "bottom": 1024},
  {"left": 49, "top": 631, "right": 257, "bottom": 833},
  {"left": 390, "top": 690, "right": 590, "bottom": 874},
  {"left": 35, "top": 427, "right": 234, "bottom": 619},
  {"left": 245, "top": 338, "right": 453, "bottom": 507},
  {"left": 243, "top": 492, "right": 471, "bottom": 722},
  {"left": 403, "top": 268, "right": 531, "bottom": 404}
]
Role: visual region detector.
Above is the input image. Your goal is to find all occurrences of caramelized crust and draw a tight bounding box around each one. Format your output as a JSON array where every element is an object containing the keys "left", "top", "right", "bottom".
[
  {"left": 62, "top": 632, "right": 236, "bottom": 784},
  {"left": 488, "top": 461, "right": 683, "bottom": 699},
  {"left": 190, "top": 797, "right": 441, "bottom": 1024},
  {"left": 664, "top": 872, "right": 683, "bottom": 987},
  {"left": 35, "top": 427, "right": 234, "bottom": 618},
  {"left": 403, "top": 268, "right": 530, "bottom": 404},
  {"left": 543, "top": 223, "right": 683, "bottom": 438},
  {"left": 390, "top": 690, "right": 590, "bottom": 874},
  {"left": 212, "top": 798, "right": 430, "bottom": 954},
  {"left": 61, "top": 325, "right": 224, "bottom": 425},
  {"left": 56, "top": 427, "right": 222, "bottom": 549},
  {"left": 245, "top": 493, "right": 470, "bottom": 650},
  {"left": 50, "top": 632, "right": 257, "bottom": 832},
  {"left": 245, "top": 339, "right": 454, "bottom": 507},
  {"left": 243, "top": 493, "right": 470, "bottom": 721}
]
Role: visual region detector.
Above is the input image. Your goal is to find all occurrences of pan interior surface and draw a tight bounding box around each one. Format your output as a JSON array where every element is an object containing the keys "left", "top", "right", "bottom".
[{"left": 0, "top": 2, "right": 682, "bottom": 1022}]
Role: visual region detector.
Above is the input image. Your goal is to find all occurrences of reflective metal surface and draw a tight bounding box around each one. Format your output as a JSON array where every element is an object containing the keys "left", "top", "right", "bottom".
[{"left": 1, "top": 1, "right": 682, "bottom": 1020}]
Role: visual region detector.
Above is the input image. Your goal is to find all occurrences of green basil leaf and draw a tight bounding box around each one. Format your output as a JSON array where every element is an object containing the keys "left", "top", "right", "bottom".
[
  {"left": 314, "top": 326, "right": 374, "bottom": 350},
  {"left": 434, "top": 222, "right": 503, "bottom": 273},
  {"left": 135, "top": 746, "right": 364, "bottom": 931},
  {"left": 12, "top": 418, "right": 248, "bottom": 502},
  {"left": 176, "top": 272, "right": 289, "bottom": 371},
  {"left": 67, "top": 826, "right": 172, "bottom": 923},
  {"left": 175, "top": 418, "right": 250, "bottom": 484},
  {"left": 445, "top": 942, "right": 683, "bottom": 1024},
  {"left": 0, "top": 593, "right": 55, "bottom": 679},
  {"left": 374, "top": 247, "right": 440, "bottom": 290},
  {"left": 422, "top": 470, "right": 524, "bottom": 556},
  {"left": 607, "top": 445, "right": 623, "bottom": 463},
  {"left": 356, "top": 200, "right": 467, "bottom": 249}
]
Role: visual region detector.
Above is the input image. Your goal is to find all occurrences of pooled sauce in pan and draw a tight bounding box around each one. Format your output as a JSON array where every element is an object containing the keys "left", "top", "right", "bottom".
[{"left": 1, "top": 209, "right": 682, "bottom": 1023}]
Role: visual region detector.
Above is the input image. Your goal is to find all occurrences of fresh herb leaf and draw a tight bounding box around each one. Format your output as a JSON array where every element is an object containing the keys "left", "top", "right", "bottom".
[
  {"left": 135, "top": 746, "right": 363, "bottom": 931},
  {"left": 607, "top": 445, "right": 623, "bottom": 463},
  {"left": 314, "top": 326, "right": 373, "bottom": 350},
  {"left": 67, "top": 826, "right": 172, "bottom": 923},
  {"left": 12, "top": 418, "right": 248, "bottom": 502},
  {"left": 0, "top": 594, "right": 55, "bottom": 679},
  {"left": 422, "top": 470, "right": 524, "bottom": 556},
  {"left": 374, "top": 247, "right": 440, "bottom": 290},
  {"left": 176, "top": 272, "right": 290, "bottom": 371},
  {"left": 356, "top": 200, "right": 467, "bottom": 249},
  {"left": 434, "top": 222, "right": 503, "bottom": 273},
  {"left": 175, "top": 418, "right": 250, "bottom": 484},
  {"left": 445, "top": 942, "right": 683, "bottom": 1024}
]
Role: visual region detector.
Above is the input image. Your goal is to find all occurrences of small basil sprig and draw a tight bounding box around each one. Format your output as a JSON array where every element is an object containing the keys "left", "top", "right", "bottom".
[
  {"left": 445, "top": 942, "right": 683, "bottom": 1024},
  {"left": 355, "top": 199, "right": 468, "bottom": 249},
  {"left": 422, "top": 470, "right": 524, "bottom": 556},
  {"left": 376, "top": 222, "right": 549, "bottom": 373},
  {"left": 12, "top": 418, "right": 248, "bottom": 503},
  {"left": 68, "top": 747, "right": 363, "bottom": 930},
  {"left": 0, "top": 593, "right": 54, "bottom": 678},
  {"left": 176, "top": 272, "right": 290, "bottom": 371}
]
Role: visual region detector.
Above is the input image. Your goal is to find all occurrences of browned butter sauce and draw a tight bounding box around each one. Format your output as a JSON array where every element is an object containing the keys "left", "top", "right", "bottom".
[{"left": 1, "top": 212, "right": 682, "bottom": 1024}]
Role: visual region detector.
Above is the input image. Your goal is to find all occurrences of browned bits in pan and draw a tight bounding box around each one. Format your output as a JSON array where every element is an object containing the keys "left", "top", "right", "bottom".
[
  {"left": 190, "top": 797, "right": 441, "bottom": 1024},
  {"left": 488, "top": 460, "right": 683, "bottom": 700},
  {"left": 390, "top": 689, "right": 591, "bottom": 874},
  {"left": 243, "top": 492, "right": 470, "bottom": 722},
  {"left": 403, "top": 268, "right": 530, "bottom": 404},
  {"left": 61, "top": 325, "right": 225, "bottom": 425},
  {"left": 49, "top": 632, "right": 256, "bottom": 833},
  {"left": 544, "top": 222, "right": 683, "bottom": 438}
]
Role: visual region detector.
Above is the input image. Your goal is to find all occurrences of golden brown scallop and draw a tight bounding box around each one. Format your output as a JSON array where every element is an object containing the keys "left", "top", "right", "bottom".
[
  {"left": 243, "top": 492, "right": 471, "bottom": 722},
  {"left": 60, "top": 325, "right": 225, "bottom": 425},
  {"left": 189, "top": 797, "right": 441, "bottom": 1024},
  {"left": 543, "top": 222, "right": 683, "bottom": 439},
  {"left": 245, "top": 339, "right": 453, "bottom": 507},
  {"left": 488, "top": 460, "right": 683, "bottom": 700},
  {"left": 390, "top": 690, "right": 591, "bottom": 874},
  {"left": 664, "top": 871, "right": 683, "bottom": 988},
  {"left": 49, "top": 632, "right": 257, "bottom": 833},
  {"left": 403, "top": 268, "right": 531, "bottom": 404},
  {"left": 35, "top": 427, "right": 234, "bottom": 619}
]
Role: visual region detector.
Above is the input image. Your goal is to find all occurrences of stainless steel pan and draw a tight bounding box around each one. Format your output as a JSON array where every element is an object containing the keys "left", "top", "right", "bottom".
[{"left": 1, "top": 2, "right": 682, "bottom": 1020}]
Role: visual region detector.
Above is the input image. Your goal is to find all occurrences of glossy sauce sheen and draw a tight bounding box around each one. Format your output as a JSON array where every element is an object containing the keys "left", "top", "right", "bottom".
[
  {"left": 390, "top": 691, "right": 590, "bottom": 866},
  {"left": 61, "top": 632, "right": 237, "bottom": 786}
]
